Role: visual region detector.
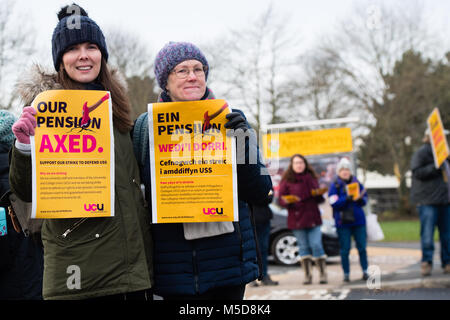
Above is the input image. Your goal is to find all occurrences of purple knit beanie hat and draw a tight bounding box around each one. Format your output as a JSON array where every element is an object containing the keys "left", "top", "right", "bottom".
[{"left": 154, "top": 41, "right": 209, "bottom": 91}]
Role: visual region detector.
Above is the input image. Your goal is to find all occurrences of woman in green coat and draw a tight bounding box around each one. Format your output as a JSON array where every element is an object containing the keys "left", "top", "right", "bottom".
[{"left": 9, "top": 4, "right": 153, "bottom": 300}]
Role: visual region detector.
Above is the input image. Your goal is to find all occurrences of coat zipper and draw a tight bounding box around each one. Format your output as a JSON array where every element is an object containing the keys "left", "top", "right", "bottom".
[
  {"left": 192, "top": 249, "right": 199, "bottom": 294},
  {"left": 59, "top": 218, "right": 88, "bottom": 239},
  {"left": 235, "top": 222, "right": 244, "bottom": 261}
]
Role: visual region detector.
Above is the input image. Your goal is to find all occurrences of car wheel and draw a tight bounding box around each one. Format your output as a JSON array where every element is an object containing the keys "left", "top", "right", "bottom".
[{"left": 271, "top": 231, "right": 300, "bottom": 266}]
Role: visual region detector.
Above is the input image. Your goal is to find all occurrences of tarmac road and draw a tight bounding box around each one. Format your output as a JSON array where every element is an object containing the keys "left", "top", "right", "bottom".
[{"left": 244, "top": 242, "right": 450, "bottom": 300}]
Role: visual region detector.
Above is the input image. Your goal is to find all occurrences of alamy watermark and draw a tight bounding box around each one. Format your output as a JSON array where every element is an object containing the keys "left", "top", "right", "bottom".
[
  {"left": 66, "top": 4, "right": 81, "bottom": 30},
  {"left": 66, "top": 265, "right": 81, "bottom": 290},
  {"left": 366, "top": 4, "right": 382, "bottom": 30},
  {"left": 366, "top": 265, "right": 382, "bottom": 290},
  {"left": 168, "top": 127, "right": 281, "bottom": 176}
]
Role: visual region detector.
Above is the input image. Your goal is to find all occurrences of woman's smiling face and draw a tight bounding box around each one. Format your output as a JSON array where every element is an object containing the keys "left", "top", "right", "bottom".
[
  {"left": 165, "top": 59, "right": 207, "bottom": 102},
  {"left": 292, "top": 156, "right": 306, "bottom": 174},
  {"left": 62, "top": 42, "right": 102, "bottom": 83}
]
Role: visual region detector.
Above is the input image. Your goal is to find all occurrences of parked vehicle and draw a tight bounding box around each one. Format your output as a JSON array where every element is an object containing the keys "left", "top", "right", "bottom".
[{"left": 269, "top": 203, "right": 340, "bottom": 266}]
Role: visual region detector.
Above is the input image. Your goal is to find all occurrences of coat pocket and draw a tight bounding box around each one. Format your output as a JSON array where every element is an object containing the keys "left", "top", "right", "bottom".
[{"left": 45, "top": 216, "right": 119, "bottom": 246}]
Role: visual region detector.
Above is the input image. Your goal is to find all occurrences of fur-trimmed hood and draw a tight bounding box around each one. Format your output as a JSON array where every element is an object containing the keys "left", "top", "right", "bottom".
[{"left": 14, "top": 64, "right": 128, "bottom": 107}]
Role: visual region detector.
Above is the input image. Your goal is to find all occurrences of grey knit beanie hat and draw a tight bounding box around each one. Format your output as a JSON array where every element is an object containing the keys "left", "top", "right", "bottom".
[
  {"left": 154, "top": 41, "right": 209, "bottom": 91},
  {"left": 336, "top": 158, "right": 353, "bottom": 174}
]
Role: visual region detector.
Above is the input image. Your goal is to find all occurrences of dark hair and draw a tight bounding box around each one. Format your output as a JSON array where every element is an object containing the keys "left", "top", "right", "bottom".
[
  {"left": 57, "top": 57, "right": 133, "bottom": 133},
  {"left": 281, "top": 154, "right": 318, "bottom": 182}
]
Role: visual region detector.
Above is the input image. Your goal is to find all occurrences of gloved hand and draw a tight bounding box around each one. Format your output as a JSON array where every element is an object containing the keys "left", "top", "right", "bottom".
[
  {"left": 224, "top": 112, "right": 247, "bottom": 133},
  {"left": 345, "top": 195, "right": 354, "bottom": 202},
  {"left": 356, "top": 198, "right": 365, "bottom": 206},
  {"left": 12, "top": 106, "right": 37, "bottom": 144}
]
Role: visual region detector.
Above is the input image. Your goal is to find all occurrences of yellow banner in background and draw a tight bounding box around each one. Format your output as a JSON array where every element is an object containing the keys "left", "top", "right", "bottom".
[
  {"left": 427, "top": 108, "right": 449, "bottom": 169},
  {"left": 30, "top": 90, "right": 114, "bottom": 219},
  {"left": 263, "top": 127, "right": 353, "bottom": 159},
  {"left": 148, "top": 99, "right": 238, "bottom": 223}
]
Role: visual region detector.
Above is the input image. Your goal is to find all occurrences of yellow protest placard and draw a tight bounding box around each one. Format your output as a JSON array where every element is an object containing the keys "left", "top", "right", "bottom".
[
  {"left": 427, "top": 108, "right": 449, "bottom": 169},
  {"left": 281, "top": 195, "right": 300, "bottom": 204},
  {"left": 30, "top": 90, "right": 114, "bottom": 218},
  {"left": 148, "top": 99, "right": 238, "bottom": 223},
  {"left": 262, "top": 127, "right": 353, "bottom": 159},
  {"left": 346, "top": 182, "right": 360, "bottom": 200}
]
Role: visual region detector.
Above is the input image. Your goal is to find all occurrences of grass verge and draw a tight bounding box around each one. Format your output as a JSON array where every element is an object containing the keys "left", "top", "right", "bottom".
[{"left": 379, "top": 220, "right": 439, "bottom": 242}]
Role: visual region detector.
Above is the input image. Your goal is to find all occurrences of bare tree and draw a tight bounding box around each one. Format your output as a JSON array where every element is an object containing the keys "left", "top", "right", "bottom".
[
  {"left": 104, "top": 28, "right": 158, "bottom": 119},
  {"left": 105, "top": 27, "right": 154, "bottom": 78},
  {"left": 0, "top": 0, "right": 35, "bottom": 110},
  {"left": 204, "top": 4, "right": 299, "bottom": 131},
  {"left": 126, "top": 75, "right": 159, "bottom": 120},
  {"left": 288, "top": 52, "right": 356, "bottom": 121},
  {"left": 315, "top": 1, "right": 437, "bottom": 119}
]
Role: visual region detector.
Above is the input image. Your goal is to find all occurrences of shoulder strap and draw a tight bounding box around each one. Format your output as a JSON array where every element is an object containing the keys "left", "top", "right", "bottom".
[{"left": 132, "top": 112, "right": 149, "bottom": 169}]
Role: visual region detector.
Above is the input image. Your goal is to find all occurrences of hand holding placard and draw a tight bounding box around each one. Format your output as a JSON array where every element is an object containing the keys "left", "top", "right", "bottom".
[
  {"left": 225, "top": 112, "right": 248, "bottom": 132},
  {"left": 346, "top": 182, "right": 360, "bottom": 200},
  {"left": 12, "top": 106, "right": 37, "bottom": 144},
  {"left": 282, "top": 194, "right": 301, "bottom": 204},
  {"left": 311, "top": 187, "right": 328, "bottom": 196}
]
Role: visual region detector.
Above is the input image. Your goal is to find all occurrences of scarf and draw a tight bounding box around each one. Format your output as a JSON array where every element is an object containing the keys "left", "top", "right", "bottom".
[{"left": 84, "top": 82, "right": 105, "bottom": 91}]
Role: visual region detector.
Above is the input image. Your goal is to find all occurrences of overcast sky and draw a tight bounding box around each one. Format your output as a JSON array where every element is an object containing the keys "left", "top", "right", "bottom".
[
  {"left": 15, "top": 0, "right": 354, "bottom": 49},
  {"left": 13, "top": 0, "right": 450, "bottom": 68}
]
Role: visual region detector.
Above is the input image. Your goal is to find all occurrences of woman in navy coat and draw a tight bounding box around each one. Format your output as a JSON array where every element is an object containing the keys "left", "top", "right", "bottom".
[{"left": 134, "top": 42, "right": 272, "bottom": 300}]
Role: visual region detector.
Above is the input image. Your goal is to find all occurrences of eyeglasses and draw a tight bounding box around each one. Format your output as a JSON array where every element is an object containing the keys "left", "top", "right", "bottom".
[{"left": 171, "top": 65, "right": 208, "bottom": 79}]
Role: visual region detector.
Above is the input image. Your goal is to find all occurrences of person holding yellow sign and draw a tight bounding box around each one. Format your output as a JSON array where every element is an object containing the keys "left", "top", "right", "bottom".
[
  {"left": 278, "top": 154, "right": 328, "bottom": 285},
  {"left": 133, "top": 41, "right": 272, "bottom": 300},
  {"left": 9, "top": 4, "right": 153, "bottom": 300},
  {"left": 328, "top": 158, "right": 369, "bottom": 282},
  {"left": 410, "top": 129, "right": 450, "bottom": 276}
]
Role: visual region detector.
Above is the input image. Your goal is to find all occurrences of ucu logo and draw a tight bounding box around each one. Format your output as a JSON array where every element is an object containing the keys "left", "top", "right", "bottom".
[
  {"left": 202, "top": 208, "right": 223, "bottom": 215},
  {"left": 84, "top": 203, "right": 104, "bottom": 212}
]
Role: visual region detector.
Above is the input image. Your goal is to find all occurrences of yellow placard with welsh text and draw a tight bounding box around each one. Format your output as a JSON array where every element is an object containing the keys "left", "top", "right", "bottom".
[
  {"left": 148, "top": 99, "right": 238, "bottom": 223},
  {"left": 263, "top": 127, "right": 353, "bottom": 159},
  {"left": 30, "top": 90, "right": 114, "bottom": 218},
  {"left": 427, "top": 108, "right": 449, "bottom": 169}
]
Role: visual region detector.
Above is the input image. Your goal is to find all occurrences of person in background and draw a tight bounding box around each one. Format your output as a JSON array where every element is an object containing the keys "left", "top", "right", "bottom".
[
  {"left": 250, "top": 188, "right": 279, "bottom": 286},
  {"left": 8, "top": 4, "right": 153, "bottom": 300},
  {"left": 279, "top": 154, "right": 328, "bottom": 285},
  {"left": 0, "top": 110, "right": 16, "bottom": 197},
  {"left": 0, "top": 109, "right": 43, "bottom": 300},
  {"left": 328, "top": 158, "right": 369, "bottom": 282},
  {"left": 410, "top": 129, "right": 450, "bottom": 276},
  {"left": 134, "top": 41, "right": 272, "bottom": 300}
]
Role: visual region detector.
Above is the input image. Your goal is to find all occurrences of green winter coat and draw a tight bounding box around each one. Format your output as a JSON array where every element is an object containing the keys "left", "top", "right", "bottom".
[{"left": 9, "top": 65, "right": 153, "bottom": 300}]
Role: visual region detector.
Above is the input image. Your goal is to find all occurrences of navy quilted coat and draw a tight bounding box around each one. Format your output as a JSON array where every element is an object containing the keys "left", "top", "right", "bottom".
[{"left": 134, "top": 103, "right": 272, "bottom": 296}]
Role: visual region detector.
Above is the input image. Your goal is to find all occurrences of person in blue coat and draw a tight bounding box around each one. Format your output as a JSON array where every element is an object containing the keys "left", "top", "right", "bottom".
[
  {"left": 328, "top": 158, "right": 369, "bottom": 282},
  {"left": 410, "top": 130, "right": 450, "bottom": 276},
  {"left": 133, "top": 42, "right": 272, "bottom": 299}
]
